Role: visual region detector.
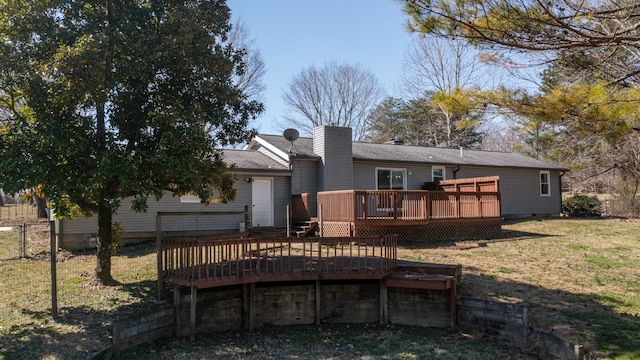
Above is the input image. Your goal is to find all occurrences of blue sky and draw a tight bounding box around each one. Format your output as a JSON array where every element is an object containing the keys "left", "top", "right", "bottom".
[{"left": 227, "top": 0, "right": 415, "bottom": 136}]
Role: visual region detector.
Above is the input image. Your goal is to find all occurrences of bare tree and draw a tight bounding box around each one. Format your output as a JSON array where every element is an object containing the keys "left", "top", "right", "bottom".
[
  {"left": 401, "top": 35, "right": 491, "bottom": 96},
  {"left": 228, "top": 20, "right": 266, "bottom": 103},
  {"left": 398, "top": 36, "right": 493, "bottom": 148},
  {"left": 212, "top": 19, "right": 266, "bottom": 146},
  {"left": 282, "top": 62, "right": 384, "bottom": 141}
]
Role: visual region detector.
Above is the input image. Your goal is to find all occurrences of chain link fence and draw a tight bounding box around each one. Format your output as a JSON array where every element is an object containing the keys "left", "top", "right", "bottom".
[
  {"left": 0, "top": 222, "right": 51, "bottom": 260},
  {"left": 0, "top": 203, "right": 40, "bottom": 225},
  {"left": 0, "top": 219, "right": 159, "bottom": 358}
]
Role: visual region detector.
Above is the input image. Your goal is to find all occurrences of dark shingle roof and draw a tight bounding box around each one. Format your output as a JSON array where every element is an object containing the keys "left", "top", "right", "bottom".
[
  {"left": 223, "top": 149, "right": 289, "bottom": 171},
  {"left": 256, "top": 134, "right": 567, "bottom": 171}
]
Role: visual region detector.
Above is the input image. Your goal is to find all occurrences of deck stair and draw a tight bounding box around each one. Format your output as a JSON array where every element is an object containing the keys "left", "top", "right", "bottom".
[{"left": 294, "top": 218, "right": 318, "bottom": 237}]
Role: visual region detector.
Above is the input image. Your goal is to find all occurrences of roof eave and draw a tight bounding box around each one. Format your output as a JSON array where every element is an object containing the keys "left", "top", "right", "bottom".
[{"left": 253, "top": 135, "right": 292, "bottom": 163}]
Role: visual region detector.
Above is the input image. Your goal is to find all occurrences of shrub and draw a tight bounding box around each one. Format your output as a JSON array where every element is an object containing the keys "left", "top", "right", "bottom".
[{"left": 563, "top": 194, "right": 601, "bottom": 217}]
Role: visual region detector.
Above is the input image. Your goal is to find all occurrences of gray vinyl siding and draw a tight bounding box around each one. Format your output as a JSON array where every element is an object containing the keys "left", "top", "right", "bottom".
[
  {"left": 353, "top": 161, "right": 433, "bottom": 190},
  {"left": 313, "top": 126, "right": 353, "bottom": 191},
  {"left": 291, "top": 158, "right": 319, "bottom": 217},
  {"left": 273, "top": 176, "right": 291, "bottom": 227},
  {"left": 352, "top": 161, "right": 562, "bottom": 216},
  {"left": 61, "top": 180, "right": 251, "bottom": 235},
  {"left": 456, "top": 166, "right": 562, "bottom": 216},
  {"left": 59, "top": 174, "right": 292, "bottom": 239}
]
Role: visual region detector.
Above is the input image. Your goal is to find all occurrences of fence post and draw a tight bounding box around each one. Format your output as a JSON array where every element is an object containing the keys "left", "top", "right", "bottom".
[
  {"left": 21, "top": 223, "right": 26, "bottom": 258},
  {"left": 50, "top": 220, "right": 58, "bottom": 319},
  {"left": 156, "top": 213, "right": 164, "bottom": 300}
]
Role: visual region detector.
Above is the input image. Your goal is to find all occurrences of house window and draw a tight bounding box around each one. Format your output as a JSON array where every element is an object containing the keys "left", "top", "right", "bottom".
[
  {"left": 432, "top": 166, "right": 445, "bottom": 182},
  {"left": 376, "top": 168, "right": 406, "bottom": 190},
  {"left": 540, "top": 171, "right": 550, "bottom": 196},
  {"left": 180, "top": 194, "right": 201, "bottom": 203}
]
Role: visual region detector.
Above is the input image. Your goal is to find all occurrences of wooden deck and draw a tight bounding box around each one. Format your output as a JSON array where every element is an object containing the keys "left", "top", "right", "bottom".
[
  {"left": 317, "top": 189, "right": 501, "bottom": 223},
  {"left": 315, "top": 188, "right": 501, "bottom": 240},
  {"left": 162, "top": 235, "right": 397, "bottom": 289},
  {"left": 160, "top": 235, "right": 463, "bottom": 338}
]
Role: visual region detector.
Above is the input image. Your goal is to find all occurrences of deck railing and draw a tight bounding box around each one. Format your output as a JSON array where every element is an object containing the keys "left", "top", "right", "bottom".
[
  {"left": 291, "top": 193, "right": 311, "bottom": 221},
  {"left": 162, "top": 235, "right": 397, "bottom": 288},
  {"left": 317, "top": 190, "right": 501, "bottom": 222}
]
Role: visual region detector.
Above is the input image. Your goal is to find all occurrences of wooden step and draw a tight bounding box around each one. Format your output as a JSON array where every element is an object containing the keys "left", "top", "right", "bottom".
[{"left": 294, "top": 220, "right": 318, "bottom": 237}]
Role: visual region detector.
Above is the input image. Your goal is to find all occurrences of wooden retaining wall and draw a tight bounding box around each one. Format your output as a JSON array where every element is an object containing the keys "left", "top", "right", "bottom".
[
  {"left": 457, "top": 296, "right": 529, "bottom": 346},
  {"left": 105, "top": 294, "right": 586, "bottom": 360},
  {"left": 111, "top": 308, "right": 174, "bottom": 354},
  {"left": 388, "top": 287, "right": 452, "bottom": 328},
  {"left": 457, "top": 297, "right": 586, "bottom": 360},
  {"left": 173, "top": 279, "right": 455, "bottom": 337}
]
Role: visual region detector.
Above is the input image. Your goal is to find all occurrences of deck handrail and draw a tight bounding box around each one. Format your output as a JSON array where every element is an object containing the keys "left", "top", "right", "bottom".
[
  {"left": 162, "top": 235, "right": 398, "bottom": 288},
  {"left": 317, "top": 190, "right": 501, "bottom": 222}
]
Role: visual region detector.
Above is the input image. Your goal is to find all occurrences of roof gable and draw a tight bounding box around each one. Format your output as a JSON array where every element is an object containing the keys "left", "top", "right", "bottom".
[{"left": 223, "top": 149, "right": 289, "bottom": 171}]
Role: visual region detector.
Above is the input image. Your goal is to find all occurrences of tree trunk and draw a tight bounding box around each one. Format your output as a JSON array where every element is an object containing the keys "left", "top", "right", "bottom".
[
  {"left": 93, "top": 198, "right": 116, "bottom": 286},
  {"left": 34, "top": 194, "right": 48, "bottom": 218}
]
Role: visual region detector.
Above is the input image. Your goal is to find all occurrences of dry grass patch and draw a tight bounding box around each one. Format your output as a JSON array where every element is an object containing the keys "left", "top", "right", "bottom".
[
  {"left": 120, "top": 324, "right": 536, "bottom": 360},
  {"left": 0, "top": 243, "right": 160, "bottom": 360},
  {"left": 1, "top": 218, "right": 639, "bottom": 359},
  {"left": 398, "top": 218, "right": 640, "bottom": 359}
]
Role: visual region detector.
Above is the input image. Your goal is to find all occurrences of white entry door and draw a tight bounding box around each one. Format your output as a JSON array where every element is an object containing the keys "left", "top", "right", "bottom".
[{"left": 252, "top": 178, "right": 274, "bottom": 227}]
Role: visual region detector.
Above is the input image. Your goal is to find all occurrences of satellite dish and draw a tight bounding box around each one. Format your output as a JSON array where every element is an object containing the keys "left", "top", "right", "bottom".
[
  {"left": 283, "top": 128, "right": 299, "bottom": 154},
  {"left": 283, "top": 128, "right": 299, "bottom": 142}
]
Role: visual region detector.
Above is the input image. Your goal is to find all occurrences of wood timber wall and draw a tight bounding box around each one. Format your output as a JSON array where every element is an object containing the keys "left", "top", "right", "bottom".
[
  {"left": 320, "top": 281, "right": 380, "bottom": 323},
  {"left": 173, "top": 280, "right": 454, "bottom": 337},
  {"left": 106, "top": 290, "right": 587, "bottom": 360},
  {"left": 388, "top": 287, "right": 452, "bottom": 328}
]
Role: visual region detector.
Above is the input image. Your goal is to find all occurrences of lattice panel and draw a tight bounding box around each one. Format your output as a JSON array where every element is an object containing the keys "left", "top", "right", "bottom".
[
  {"left": 321, "top": 221, "right": 352, "bottom": 237},
  {"left": 354, "top": 219, "right": 501, "bottom": 242}
]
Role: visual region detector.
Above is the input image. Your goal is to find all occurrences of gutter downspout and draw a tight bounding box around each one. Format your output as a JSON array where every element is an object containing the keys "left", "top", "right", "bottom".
[
  {"left": 559, "top": 170, "right": 566, "bottom": 212},
  {"left": 453, "top": 165, "right": 461, "bottom": 179}
]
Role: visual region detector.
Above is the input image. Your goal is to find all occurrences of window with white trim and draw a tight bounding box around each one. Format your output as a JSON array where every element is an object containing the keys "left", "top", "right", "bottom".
[
  {"left": 376, "top": 168, "right": 406, "bottom": 190},
  {"left": 180, "top": 194, "right": 201, "bottom": 203},
  {"left": 432, "top": 166, "right": 445, "bottom": 182},
  {"left": 540, "top": 171, "right": 550, "bottom": 196}
]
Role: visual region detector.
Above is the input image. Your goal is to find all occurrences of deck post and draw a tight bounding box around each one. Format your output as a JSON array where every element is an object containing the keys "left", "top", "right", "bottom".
[
  {"left": 189, "top": 286, "right": 197, "bottom": 342},
  {"left": 242, "top": 283, "right": 249, "bottom": 330},
  {"left": 315, "top": 280, "right": 321, "bottom": 325},
  {"left": 379, "top": 279, "right": 388, "bottom": 324},
  {"left": 318, "top": 204, "right": 323, "bottom": 237},
  {"left": 450, "top": 278, "right": 457, "bottom": 331},
  {"left": 173, "top": 285, "right": 181, "bottom": 336},
  {"left": 286, "top": 205, "right": 291, "bottom": 238},
  {"left": 249, "top": 283, "right": 255, "bottom": 332}
]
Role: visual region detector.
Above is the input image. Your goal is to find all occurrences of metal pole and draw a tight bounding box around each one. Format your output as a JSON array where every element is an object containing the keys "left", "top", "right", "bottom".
[{"left": 50, "top": 220, "right": 58, "bottom": 319}]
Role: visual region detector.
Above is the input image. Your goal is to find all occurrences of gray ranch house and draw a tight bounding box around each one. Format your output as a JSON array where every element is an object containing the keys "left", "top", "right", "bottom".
[{"left": 55, "top": 125, "right": 567, "bottom": 250}]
